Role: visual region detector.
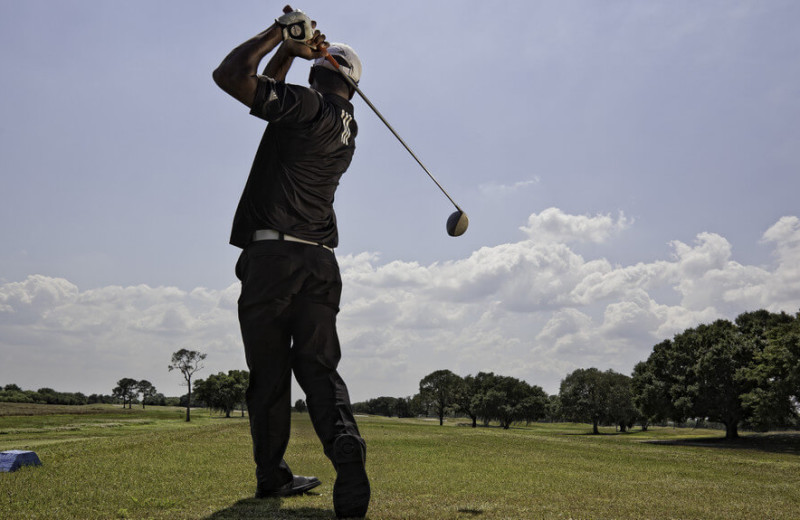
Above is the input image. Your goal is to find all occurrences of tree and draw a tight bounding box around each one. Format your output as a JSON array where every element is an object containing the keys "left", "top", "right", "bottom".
[
  {"left": 148, "top": 393, "right": 168, "bottom": 406},
  {"left": 544, "top": 394, "right": 563, "bottom": 422},
  {"left": 517, "top": 388, "right": 549, "bottom": 426},
  {"left": 168, "top": 349, "right": 206, "bottom": 422},
  {"left": 352, "top": 396, "right": 401, "bottom": 417},
  {"left": 395, "top": 396, "right": 414, "bottom": 418},
  {"left": 632, "top": 362, "right": 660, "bottom": 431},
  {"left": 192, "top": 377, "right": 213, "bottom": 412},
  {"left": 633, "top": 312, "right": 796, "bottom": 439},
  {"left": 453, "top": 374, "right": 480, "bottom": 427},
  {"left": 193, "top": 371, "right": 245, "bottom": 418},
  {"left": 419, "top": 369, "right": 462, "bottom": 426},
  {"left": 409, "top": 392, "right": 431, "bottom": 417},
  {"left": 136, "top": 380, "right": 157, "bottom": 409},
  {"left": 605, "top": 371, "right": 637, "bottom": 432},
  {"left": 559, "top": 368, "right": 611, "bottom": 434},
  {"left": 472, "top": 375, "right": 547, "bottom": 429},
  {"left": 294, "top": 399, "right": 307, "bottom": 413},
  {"left": 0, "top": 385, "right": 33, "bottom": 404},
  {"left": 112, "top": 378, "right": 139, "bottom": 409},
  {"left": 469, "top": 372, "right": 506, "bottom": 426},
  {"left": 88, "top": 393, "right": 115, "bottom": 405},
  {"left": 214, "top": 372, "right": 244, "bottom": 418},
  {"left": 228, "top": 369, "right": 249, "bottom": 417},
  {"left": 741, "top": 311, "right": 800, "bottom": 430},
  {"left": 475, "top": 388, "right": 507, "bottom": 427},
  {"left": 688, "top": 321, "right": 757, "bottom": 439},
  {"left": 632, "top": 338, "right": 689, "bottom": 429}
]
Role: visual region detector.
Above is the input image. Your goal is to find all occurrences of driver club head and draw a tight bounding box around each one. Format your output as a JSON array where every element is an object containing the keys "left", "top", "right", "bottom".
[{"left": 446, "top": 210, "right": 469, "bottom": 237}]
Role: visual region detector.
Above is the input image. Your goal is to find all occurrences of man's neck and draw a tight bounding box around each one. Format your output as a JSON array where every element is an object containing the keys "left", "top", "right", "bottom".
[{"left": 312, "top": 84, "right": 350, "bottom": 101}]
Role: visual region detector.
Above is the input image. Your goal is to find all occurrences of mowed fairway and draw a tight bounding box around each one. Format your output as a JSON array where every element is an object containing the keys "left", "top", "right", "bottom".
[{"left": 1, "top": 404, "right": 799, "bottom": 519}]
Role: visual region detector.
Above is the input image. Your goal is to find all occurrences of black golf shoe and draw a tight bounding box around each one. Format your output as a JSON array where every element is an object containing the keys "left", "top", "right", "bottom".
[
  {"left": 333, "top": 434, "right": 370, "bottom": 519},
  {"left": 255, "top": 475, "right": 322, "bottom": 498}
]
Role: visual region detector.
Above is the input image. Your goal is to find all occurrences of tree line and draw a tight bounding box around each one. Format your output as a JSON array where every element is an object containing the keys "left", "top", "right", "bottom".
[
  {"left": 5, "top": 310, "right": 798, "bottom": 437},
  {"left": 115, "top": 350, "right": 249, "bottom": 421},
  {"left": 354, "top": 371, "right": 551, "bottom": 429},
  {"left": 354, "top": 309, "right": 800, "bottom": 438},
  {"left": 0, "top": 384, "right": 104, "bottom": 406},
  {"left": 112, "top": 378, "right": 160, "bottom": 408}
]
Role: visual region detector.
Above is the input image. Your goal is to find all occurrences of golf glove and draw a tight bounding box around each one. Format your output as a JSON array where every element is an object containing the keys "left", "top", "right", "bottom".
[{"left": 276, "top": 9, "right": 314, "bottom": 44}]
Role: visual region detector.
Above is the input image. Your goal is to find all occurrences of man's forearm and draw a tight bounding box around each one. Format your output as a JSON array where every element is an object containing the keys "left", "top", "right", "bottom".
[
  {"left": 262, "top": 44, "right": 296, "bottom": 82},
  {"left": 213, "top": 23, "right": 284, "bottom": 107}
]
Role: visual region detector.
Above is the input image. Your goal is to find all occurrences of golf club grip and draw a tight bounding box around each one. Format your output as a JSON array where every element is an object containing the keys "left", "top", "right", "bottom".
[{"left": 323, "top": 49, "right": 340, "bottom": 69}]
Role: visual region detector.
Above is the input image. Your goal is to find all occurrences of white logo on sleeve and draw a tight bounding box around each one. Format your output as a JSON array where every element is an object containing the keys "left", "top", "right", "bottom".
[{"left": 340, "top": 110, "right": 353, "bottom": 145}]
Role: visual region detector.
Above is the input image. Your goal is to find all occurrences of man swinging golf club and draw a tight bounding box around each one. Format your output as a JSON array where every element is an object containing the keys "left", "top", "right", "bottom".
[{"left": 213, "top": 5, "right": 369, "bottom": 518}]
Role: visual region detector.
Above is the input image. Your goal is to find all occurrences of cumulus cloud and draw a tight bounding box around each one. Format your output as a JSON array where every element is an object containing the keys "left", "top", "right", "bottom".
[
  {"left": 2, "top": 210, "right": 799, "bottom": 399},
  {"left": 762, "top": 216, "right": 800, "bottom": 303},
  {"left": 0, "top": 277, "right": 243, "bottom": 397},
  {"left": 520, "top": 207, "right": 632, "bottom": 243}
]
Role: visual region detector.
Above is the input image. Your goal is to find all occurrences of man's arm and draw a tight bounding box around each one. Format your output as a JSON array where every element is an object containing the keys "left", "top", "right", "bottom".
[
  {"left": 261, "top": 43, "right": 296, "bottom": 82},
  {"left": 212, "top": 23, "right": 284, "bottom": 107},
  {"left": 213, "top": 6, "right": 328, "bottom": 107}
]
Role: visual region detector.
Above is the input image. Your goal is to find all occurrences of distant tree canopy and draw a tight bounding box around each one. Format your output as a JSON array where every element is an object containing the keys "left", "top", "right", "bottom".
[
  {"left": 353, "top": 308, "right": 797, "bottom": 436},
  {"left": 632, "top": 310, "right": 800, "bottom": 438},
  {"left": 112, "top": 378, "right": 139, "bottom": 409},
  {"left": 559, "top": 368, "right": 636, "bottom": 434},
  {"left": 419, "top": 369, "right": 462, "bottom": 426},
  {"left": 136, "top": 380, "right": 157, "bottom": 409},
  {"left": 110, "top": 378, "right": 161, "bottom": 409},
  {"left": 470, "top": 373, "right": 548, "bottom": 429},
  {"left": 352, "top": 394, "right": 429, "bottom": 418},
  {"left": 0, "top": 383, "right": 166, "bottom": 408},
  {"left": 353, "top": 370, "right": 548, "bottom": 430},
  {"left": 0, "top": 384, "right": 89, "bottom": 405},
  {"left": 194, "top": 370, "right": 248, "bottom": 418}
]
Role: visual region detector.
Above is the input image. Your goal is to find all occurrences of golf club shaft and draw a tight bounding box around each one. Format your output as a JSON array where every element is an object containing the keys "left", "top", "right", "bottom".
[{"left": 323, "top": 51, "right": 462, "bottom": 212}]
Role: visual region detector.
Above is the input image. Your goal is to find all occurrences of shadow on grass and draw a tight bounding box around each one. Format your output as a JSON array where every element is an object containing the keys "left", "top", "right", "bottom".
[
  {"left": 645, "top": 433, "right": 800, "bottom": 456},
  {"left": 563, "top": 431, "right": 644, "bottom": 436},
  {"left": 457, "top": 507, "right": 484, "bottom": 515},
  {"left": 204, "top": 497, "right": 337, "bottom": 520}
]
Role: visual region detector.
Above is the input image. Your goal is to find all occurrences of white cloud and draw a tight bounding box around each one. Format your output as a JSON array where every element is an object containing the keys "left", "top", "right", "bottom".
[
  {"left": 2, "top": 211, "right": 799, "bottom": 399},
  {"left": 762, "top": 216, "right": 800, "bottom": 303},
  {"left": 520, "top": 207, "right": 632, "bottom": 244},
  {"left": 0, "top": 278, "right": 243, "bottom": 397},
  {"left": 478, "top": 178, "right": 541, "bottom": 195}
]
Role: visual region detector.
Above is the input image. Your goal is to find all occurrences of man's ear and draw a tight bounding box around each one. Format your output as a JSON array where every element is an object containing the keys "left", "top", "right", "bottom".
[{"left": 308, "top": 68, "right": 315, "bottom": 86}]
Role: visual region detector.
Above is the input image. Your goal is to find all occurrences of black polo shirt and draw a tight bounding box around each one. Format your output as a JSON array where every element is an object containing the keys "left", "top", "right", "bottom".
[{"left": 229, "top": 75, "right": 358, "bottom": 249}]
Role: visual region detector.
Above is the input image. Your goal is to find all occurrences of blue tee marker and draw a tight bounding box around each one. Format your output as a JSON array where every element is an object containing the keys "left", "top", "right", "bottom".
[{"left": 0, "top": 450, "right": 43, "bottom": 472}]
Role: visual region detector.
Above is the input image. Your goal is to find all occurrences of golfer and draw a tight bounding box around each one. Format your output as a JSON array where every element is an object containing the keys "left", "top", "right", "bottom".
[{"left": 213, "top": 6, "right": 369, "bottom": 518}]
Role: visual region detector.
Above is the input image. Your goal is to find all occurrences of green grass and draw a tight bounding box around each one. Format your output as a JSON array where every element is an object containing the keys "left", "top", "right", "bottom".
[{"left": 2, "top": 404, "right": 799, "bottom": 519}]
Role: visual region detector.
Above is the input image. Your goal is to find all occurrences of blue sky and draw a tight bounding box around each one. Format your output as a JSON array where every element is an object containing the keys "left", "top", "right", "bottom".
[{"left": 2, "top": 1, "right": 799, "bottom": 401}]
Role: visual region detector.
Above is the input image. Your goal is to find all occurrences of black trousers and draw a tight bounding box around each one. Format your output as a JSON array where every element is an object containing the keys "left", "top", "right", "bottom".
[{"left": 236, "top": 240, "right": 363, "bottom": 490}]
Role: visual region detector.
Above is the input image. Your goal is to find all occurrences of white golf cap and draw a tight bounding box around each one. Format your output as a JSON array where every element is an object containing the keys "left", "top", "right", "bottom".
[{"left": 312, "top": 43, "right": 362, "bottom": 84}]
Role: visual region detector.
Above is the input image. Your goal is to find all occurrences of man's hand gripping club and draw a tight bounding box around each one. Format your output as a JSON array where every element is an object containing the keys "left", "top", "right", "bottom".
[{"left": 213, "top": 5, "right": 328, "bottom": 107}]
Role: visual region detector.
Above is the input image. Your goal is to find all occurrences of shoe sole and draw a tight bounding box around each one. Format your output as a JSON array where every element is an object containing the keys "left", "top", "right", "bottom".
[
  {"left": 256, "top": 478, "right": 321, "bottom": 498},
  {"left": 333, "top": 435, "right": 370, "bottom": 518}
]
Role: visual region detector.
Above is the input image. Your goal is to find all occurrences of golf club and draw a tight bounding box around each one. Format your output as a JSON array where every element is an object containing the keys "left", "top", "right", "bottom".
[{"left": 322, "top": 49, "right": 469, "bottom": 237}]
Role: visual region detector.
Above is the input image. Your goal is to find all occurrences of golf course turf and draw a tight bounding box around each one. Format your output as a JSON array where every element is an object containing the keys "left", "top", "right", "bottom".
[{"left": 1, "top": 404, "right": 799, "bottom": 519}]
